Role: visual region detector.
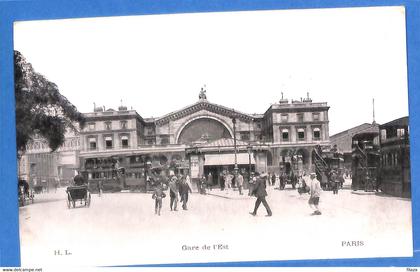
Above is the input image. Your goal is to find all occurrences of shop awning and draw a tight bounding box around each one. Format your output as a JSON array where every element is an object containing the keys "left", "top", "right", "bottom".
[{"left": 204, "top": 153, "right": 255, "bottom": 166}]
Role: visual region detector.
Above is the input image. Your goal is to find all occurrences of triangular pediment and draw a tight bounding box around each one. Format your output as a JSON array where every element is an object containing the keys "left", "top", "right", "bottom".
[{"left": 155, "top": 100, "right": 254, "bottom": 125}]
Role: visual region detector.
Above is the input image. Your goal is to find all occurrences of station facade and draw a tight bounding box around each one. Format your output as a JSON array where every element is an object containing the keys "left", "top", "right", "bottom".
[{"left": 20, "top": 91, "right": 331, "bottom": 186}]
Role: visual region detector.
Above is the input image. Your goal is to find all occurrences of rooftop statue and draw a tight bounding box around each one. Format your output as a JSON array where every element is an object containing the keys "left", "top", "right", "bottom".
[{"left": 199, "top": 85, "right": 207, "bottom": 100}]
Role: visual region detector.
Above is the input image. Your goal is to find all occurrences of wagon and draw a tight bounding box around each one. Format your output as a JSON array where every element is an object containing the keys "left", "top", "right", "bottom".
[{"left": 66, "top": 185, "right": 91, "bottom": 208}]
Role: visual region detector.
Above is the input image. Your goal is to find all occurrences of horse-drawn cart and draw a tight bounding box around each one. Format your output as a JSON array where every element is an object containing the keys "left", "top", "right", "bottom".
[
  {"left": 18, "top": 179, "right": 34, "bottom": 207},
  {"left": 66, "top": 185, "right": 91, "bottom": 208}
]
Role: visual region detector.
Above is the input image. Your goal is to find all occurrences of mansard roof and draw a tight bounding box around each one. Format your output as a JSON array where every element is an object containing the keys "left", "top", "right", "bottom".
[{"left": 154, "top": 100, "right": 255, "bottom": 125}]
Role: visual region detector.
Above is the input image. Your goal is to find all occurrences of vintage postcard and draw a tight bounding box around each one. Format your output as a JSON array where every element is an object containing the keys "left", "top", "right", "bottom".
[{"left": 13, "top": 6, "right": 412, "bottom": 266}]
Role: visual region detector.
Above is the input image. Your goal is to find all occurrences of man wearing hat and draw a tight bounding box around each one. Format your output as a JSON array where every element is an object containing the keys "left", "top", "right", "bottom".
[
  {"left": 249, "top": 172, "right": 273, "bottom": 217},
  {"left": 168, "top": 176, "right": 179, "bottom": 211},
  {"left": 308, "top": 172, "right": 322, "bottom": 215},
  {"left": 179, "top": 177, "right": 192, "bottom": 210},
  {"left": 73, "top": 171, "right": 85, "bottom": 186}
]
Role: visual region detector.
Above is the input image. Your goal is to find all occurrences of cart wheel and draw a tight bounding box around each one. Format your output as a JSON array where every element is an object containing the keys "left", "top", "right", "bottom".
[
  {"left": 72, "top": 201, "right": 76, "bottom": 208},
  {"left": 67, "top": 198, "right": 71, "bottom": 209}
]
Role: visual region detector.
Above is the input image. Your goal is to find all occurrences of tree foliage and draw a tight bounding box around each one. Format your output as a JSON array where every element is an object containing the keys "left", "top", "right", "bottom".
[{"left": 14, "top": 50, "right": 85, "bottom": 154}]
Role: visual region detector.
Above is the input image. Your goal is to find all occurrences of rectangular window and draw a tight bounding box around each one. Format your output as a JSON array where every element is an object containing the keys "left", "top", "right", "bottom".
[
  {"left": 313, "top": 128, "right": 321, "bottom": 140},
  {"left": 121, "top": 135, "right": 129, "bottom": 148},
  {"left": 105, "top": 136, "right": 113, "bottom": 149},
  {"left": 297, "top": 128, "right": 305, "bottom": 141},
  {"left": 397, "top": 128, "right": 405, "bottom": 138},
  {"left": 281, "top": 129, "right": 289, "bottom": 141},
  {"left": 120, "top": 121, "right": 127, "bottom": 129},
  {"left": 380, "top": 129, "right": 387, "bottom": 141},
  {"left": 281, "top": 114, "right": 288, "bottom": 122},
  {"left": 297, "top": 113, "right": 304, "bottom": 122},
  {"left": 88, "top": 137, "right": 97, "bottom": 150},
  {"left": 105, "top": 122, "right": 112, "bottom": 130},
  {"left": 88, "top": 123, "right": 95, "bottom": 131}
]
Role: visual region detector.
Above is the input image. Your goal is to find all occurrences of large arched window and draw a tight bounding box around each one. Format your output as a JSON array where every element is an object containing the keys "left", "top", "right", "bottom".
[{"left": 178, "top": 118, "right": 231, "bottom": 144}]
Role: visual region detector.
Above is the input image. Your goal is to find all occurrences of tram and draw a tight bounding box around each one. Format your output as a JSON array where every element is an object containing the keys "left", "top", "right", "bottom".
[
  {"left": 351, "top": 132, "right": 381, "bottom": 192},
  {"left": 81, "top": 155, "right": 188, "bottom": 193},
  {"left": 378, "top": 117, "right": 410, "bottom": 197},
  {"left": 81, "top": 157, "right": 125, "bottom": 193},
  {"left": 312, "top": 145, "right": 344, "bottom": 190}
]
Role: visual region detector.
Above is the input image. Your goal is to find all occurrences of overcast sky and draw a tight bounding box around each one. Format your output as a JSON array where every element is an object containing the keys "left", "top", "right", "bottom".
[{"left": 13, "top": 6, "right": 409, "bottom": 135}]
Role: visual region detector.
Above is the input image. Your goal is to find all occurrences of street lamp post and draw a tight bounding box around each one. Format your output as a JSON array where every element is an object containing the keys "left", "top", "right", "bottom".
[
  {"left": 247, "top": 143, "right": 252, "bottom": 181},
  {"left": 232, "top": 116, "right": 238, "bottom": 180}
]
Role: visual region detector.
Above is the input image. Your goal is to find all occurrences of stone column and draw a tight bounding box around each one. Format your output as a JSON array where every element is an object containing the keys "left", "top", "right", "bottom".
[
  {"left": 290, "top": 125, "right": 296, "bottom": 143},
  {"left": 306, "top": 124, "right": 312, "bottom": 142},
  {"left": 324, "top": 122, "right": 330, "bottom": 141},
  {"left": 308, "top": 147, "right": 313, "bottom": 172},
  {"left": 97, "top": 135, "right": 103, "bottom": 151},
  {"left": 114, "top": 132, "right": 119, "bottom": 149}
]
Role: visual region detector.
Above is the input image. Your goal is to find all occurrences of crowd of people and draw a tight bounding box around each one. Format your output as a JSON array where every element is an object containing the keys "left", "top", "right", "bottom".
[
  {"left": 138, "top": 169, "right": 348, "bottom": 217},
  {"left": 198, "top": 170, "right": 245, "bottom": 195},
  {"left": 68, "top": 167, "right": 349, "bottom": 217},
  {"left": 150, "top": 173, "right": 193, "bottom": 216}
]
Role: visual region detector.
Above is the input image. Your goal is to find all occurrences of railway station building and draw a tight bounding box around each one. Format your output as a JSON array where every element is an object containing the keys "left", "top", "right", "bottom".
[{"left": 20, "top": 90, "right": 331, "bottom": 187}]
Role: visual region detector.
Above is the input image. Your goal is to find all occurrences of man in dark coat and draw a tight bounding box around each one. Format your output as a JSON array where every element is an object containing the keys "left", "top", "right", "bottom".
[
  {"left": 330, "top": 170, "right": 338, "bottom": 194},
  {"left": 168, "top": 176, "right": 179, "bottom": 211},
  {"left": 179, "top": 178, "right": 192, "bottom": 210},
  {"left": 271, "top": 173, "right": 276, "bottom": 186},
  {"left": 249, "top": 173, "right": 272, "bottom": 217},
  {"left": 73, "top": 172, "right": 85, "bottom": 186}
]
